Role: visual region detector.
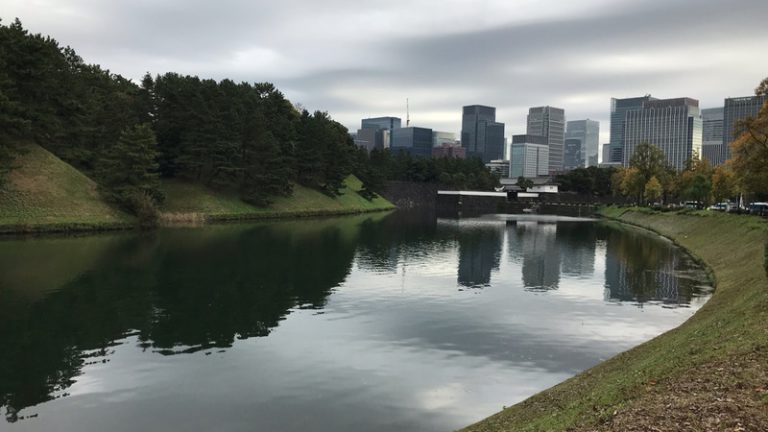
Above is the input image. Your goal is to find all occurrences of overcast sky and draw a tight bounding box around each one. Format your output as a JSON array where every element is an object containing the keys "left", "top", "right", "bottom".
[{"left": 5, "top": 0, "right": 768, "bottom": 145}]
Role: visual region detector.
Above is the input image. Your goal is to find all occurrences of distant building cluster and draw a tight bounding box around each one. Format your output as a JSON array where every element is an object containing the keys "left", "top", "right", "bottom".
[{"left": 351, "top": 92, "right": 765, "bottom": 181}]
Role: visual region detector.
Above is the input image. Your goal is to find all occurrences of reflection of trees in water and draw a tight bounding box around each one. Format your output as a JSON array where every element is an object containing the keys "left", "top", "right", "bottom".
[
  {"left": 0, "top": 221, "right": 359, "bottom": 420},
  {"left": 355, "top": 210, "right": 454, "bottom": 273},
  {"left": 0, "top": 215, "right": 710, "bottom": 420},
  {"left": 556, "top": 222, "right": 596, "bottom": 278},
  {"left": 600, "top": 225, "right": 700, "bottom": 305}
]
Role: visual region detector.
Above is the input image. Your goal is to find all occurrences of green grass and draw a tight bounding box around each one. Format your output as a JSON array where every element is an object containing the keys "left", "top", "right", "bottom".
[
  {"left": 0, "top": 143, "right": 393, "bottom": 233},
  {"left": 462, "top": 208, "right": 768, "bottom": 431},
  {"left": 0, "top": 143, "right": 134, "bottom": 233},
  {"left": 160, "top": 175, "right": 394, "bottom": 222}
]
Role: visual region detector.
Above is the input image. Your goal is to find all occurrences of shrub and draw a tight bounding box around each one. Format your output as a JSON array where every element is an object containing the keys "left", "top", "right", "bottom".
[{"left": 130, "top": 192, "right": 160, "bottom": 229}]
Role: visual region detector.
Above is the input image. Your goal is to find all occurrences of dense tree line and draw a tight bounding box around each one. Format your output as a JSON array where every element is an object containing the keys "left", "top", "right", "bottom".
[
  {"left": 0, "top": 18, "right": 156, "bottom": 211},
  {"left": 355, "top": 148, "right": 500, "bottom": 192},
  {"left": 0, "top": 18, "right": 507, "bottom": 222},
  {"left": 0, "top": 19, "right": 359, "bottom": 221},
  {"left": 555, "top": 166, "right": 617, "bottom": 197}
]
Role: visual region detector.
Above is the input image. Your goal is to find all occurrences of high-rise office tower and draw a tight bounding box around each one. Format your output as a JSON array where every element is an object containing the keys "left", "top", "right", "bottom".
[
  {"left": 563, "top": 139, "right": 582, "bottom": 171},
  {"left": 461, "top": 105, "right": 505, "bottom": 163},
  {"left": 361, "top": 116, "right": 402, "bottom": 132},
  {"left": 355, "top": 116, "right": 402, "bottom": 151},
  {"left": 391, "top": 127, "right": 433, "bottom": 157},
  {"left": 722, "top": 95, "right": 767, "bottom": 163},
  {"left": 484, "top": 121, "right": 505, "bottom": 162},
  {"left": 701, "top": 107, "right": 724, "bottom": 165},
  {"left": 510, "top": 135, "right": 549, "bottom": 178},
  {"left": 601, "top": 143, "right": 611, "bottom": 164},
  {"left": 622, "top": 97, "right": 702, "bottom": 170},
  {"left": 565, "top": 119, "right": 600, "bottom": 169},
  {"left": 609, "top": 96, "right": 656, "bottom": 163},
  {"left": 526, "top": 106, "right": 565, "bottom": 174}
]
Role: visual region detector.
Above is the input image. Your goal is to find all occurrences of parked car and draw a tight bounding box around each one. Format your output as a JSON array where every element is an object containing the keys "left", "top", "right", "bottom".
[
  {"left": 708, "top": 202, "right": 728, "bottom": 211},
  {"left": 749, "top": 202, "right": 768, "bottom": 216}
]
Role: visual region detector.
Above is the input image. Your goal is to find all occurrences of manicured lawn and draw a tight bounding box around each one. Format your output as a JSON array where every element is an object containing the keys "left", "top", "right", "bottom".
[
  {"left": 160, "top": 175, "right": 394, "bottom": 221},
  {"left": 0, "top": 143, "right": 133, "bottom": 232}
]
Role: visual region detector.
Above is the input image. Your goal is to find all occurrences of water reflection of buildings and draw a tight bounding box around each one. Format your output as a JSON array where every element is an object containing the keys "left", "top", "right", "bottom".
[
  {"left": 457, "top": 225, "right": 503, "bottom": 288},
  {"left": 518, "top": 221, "right": 561, "bottom": 291},
  {"left": 505, "top": 220, "right": 599, "bottom": 291}
]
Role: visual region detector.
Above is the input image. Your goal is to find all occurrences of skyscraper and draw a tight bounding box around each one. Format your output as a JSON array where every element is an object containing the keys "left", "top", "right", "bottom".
[
  {"left": 355, "top": 116, "right": 402, "bottom": 151},
  {"left": 484, "top": 121, "right": 505, "bottom": 162},
  {"left": 722, "top": 95, "right": 767, "bottom": 163},
  {"left": 391, "top": 126, "right": 433, "bottom": 157},
  {"left": 622, "top": 97, "right": 702, "bottom": 170},
  {"left": 510, "top": 135, "right": 549, "bottom": 178},
  {"left": 563, "top": 138, "right": 582, "bottom": 171},
  {"left": 565, "top": 119, "right": 600, "bottom": 169},
  {"left": 361, "top": 116, "right": 401, "bottom": 132},
  {"left": 609, "top": 95, "right": 656, "bottom": 163},
  {"left": 701, "top": 107, "right": 724, "bottom": 165},
  {"left": 526, "top": 106, "right": 565, "bottom": 174},
  {"left": 461, "top": 105, "right": 505, "bottom": 163}
]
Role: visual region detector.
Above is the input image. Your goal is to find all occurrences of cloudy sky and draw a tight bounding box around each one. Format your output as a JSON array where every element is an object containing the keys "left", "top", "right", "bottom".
[{"left": 5, "top": 0, "right": 768, "bottom": 145}]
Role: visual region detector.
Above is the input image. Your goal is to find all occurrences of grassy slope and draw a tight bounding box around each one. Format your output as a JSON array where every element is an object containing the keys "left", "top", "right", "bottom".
[
  {"left": 0, "top": 143, "right": 133, "bottom": 232},
  {"left": 0, "top": 143, "right": 392, "bottom": 232},
  {"left": 160, "top": 175, "right": 394, "bottom": 221},
  {"left": 463, "top": 208, "right": 768, "bottom": 431}
]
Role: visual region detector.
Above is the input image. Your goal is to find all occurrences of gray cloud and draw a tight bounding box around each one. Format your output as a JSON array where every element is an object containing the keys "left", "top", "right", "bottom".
[{"left": 5, "top": 0, "right": 768, "bottom": 143}]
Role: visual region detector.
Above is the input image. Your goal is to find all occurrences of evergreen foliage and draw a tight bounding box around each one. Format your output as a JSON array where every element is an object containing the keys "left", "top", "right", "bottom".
[
  {"left": 96, "top": 124, "right": 163, "bottom": 212},
  {"left": 366, "top": 148, "right": 500, "bottom": 190},
  {"left": 0, "top": 19, "right": 359, "bottom": 211},
  {"left": 556, "top": 166, "right": 616, "bottom": 196}
]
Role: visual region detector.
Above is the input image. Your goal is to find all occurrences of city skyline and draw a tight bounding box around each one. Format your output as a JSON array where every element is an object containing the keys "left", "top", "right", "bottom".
[{"left": 4, "top": 0, "right": 768, "bottom": 144}]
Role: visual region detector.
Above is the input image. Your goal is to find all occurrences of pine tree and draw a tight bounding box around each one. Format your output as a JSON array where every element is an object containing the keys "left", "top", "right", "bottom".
[
  {"left": 96, "top": 124, "right": 163, "bottom": 212},
  {"left": 240, "top": 124, "right": 291, "bottom": 206}
]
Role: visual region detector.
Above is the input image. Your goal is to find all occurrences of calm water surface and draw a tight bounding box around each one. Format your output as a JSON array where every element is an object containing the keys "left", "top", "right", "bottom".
[{"left": 0, "top": 212, "right": 712, "bottom": 432}]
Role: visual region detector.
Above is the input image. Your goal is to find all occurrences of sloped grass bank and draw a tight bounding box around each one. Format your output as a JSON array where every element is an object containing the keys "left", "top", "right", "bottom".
[
  {"left": 0, "top": 143, "right": 394, "bottom": 235},
  {"left": 0, "top": 143, "right": 134, "bottom": 234},
  {"left": 159, "top": 175, "right": 394, "bottom": 224},
  {"left": 463, "top": 208, "right": 768, "bottom": 432}
]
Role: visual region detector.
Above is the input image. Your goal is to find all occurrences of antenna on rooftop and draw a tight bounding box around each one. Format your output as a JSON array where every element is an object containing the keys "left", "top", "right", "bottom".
[{"left": 406, "top": 98, "right": 410, "bottom": 127}]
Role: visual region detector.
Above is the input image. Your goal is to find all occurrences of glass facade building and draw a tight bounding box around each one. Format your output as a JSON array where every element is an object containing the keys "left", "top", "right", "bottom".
[
  {"left": 622, "top": 98, "right": 702, "bottom": 171},
  {"left": 461, "top": 105, "right": 505, "bottom": 163},
  {"left": 609, "top": 96, "right": 656, "bottom": 163},
  {"left": 722, "top": 96, "right": 767, "bottom": 163},
  {"left": 361, "top": 117, "right": 402, "bottom": 132},
  {"left": 526, "top": 106, "right": 565, "bottom": 174},
  {"left": 432, "top": 131, "right": 457, "bottom": 147},
  {"left": 356, "top": 116, "right": 402, "bottom": 151},
  {"left": 701, "top": 107, "right": 724, "bottom": 165},
  {"left": 484, "top": 122, "right": 505, "bottom": 162},
  {"left": 565, "top": 119, "right": 600, "bottom": 169},
  {"left": 391, "top": 127, "right": 434, "bottom": 157},
  {"left": 563, "top": 138, "right": 583, "bottom": 171}
]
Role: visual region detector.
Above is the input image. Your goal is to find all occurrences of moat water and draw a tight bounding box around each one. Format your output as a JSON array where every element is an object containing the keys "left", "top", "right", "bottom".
[{"left": 0, "top": 211, "right": 712, "bottom": 432}]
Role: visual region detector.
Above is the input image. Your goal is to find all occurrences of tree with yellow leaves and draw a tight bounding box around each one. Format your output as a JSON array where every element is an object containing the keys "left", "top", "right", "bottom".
[
  {"left": 711, "top": 165, "right": 737, "bottom": 205},
  {"left": 730, "top": 77, "right": 768, "bottom": 198},
  {"left": 644, "top": 176, "right": 663, "bottom": 204}
]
